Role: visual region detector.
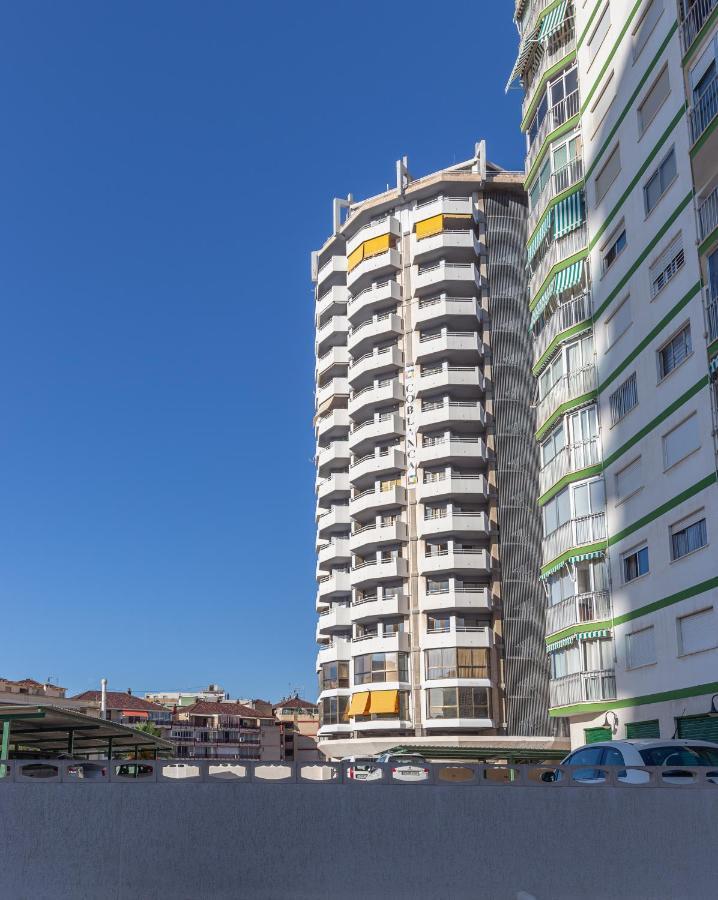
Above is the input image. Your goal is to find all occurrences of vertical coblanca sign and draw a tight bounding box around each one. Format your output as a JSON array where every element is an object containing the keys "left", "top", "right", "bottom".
[{"left": 405, "top": 364, "right": 417, "bottom": 485}]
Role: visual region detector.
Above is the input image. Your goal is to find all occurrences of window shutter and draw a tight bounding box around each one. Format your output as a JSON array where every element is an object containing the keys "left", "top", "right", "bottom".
[
  {"left": 584, "top": 726, "right": 612, "bottom": 744},
  {"left": 675, "top": 715, "right": 718, "bottom": 742},
  {"left": 625, "top": 719, "right": 660, "bottom": 739}
]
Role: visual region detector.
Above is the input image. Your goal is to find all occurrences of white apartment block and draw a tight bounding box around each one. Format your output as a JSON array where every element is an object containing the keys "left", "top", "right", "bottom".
[
  {"left": 510, "top": 0, "right": 718, "bottom": 747},
  {"left": 310, "top": 147, "right": 569, "bottom": 759}
]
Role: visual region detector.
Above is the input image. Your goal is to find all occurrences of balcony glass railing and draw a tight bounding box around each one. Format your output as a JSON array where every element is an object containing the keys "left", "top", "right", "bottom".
[
  {"left": 689, "top": 75, "right": 718, "bottom": 145},
  {"left": 549, "top": 669, "right": 616, "bottom": 707},
  {"left": 539, "top": 437, "right": 600, "bottom": 496},
  {"left": 536, "top": 363, "right": 596, "bottom": 432},
  {"left": 681, "top": 0, "right": 718, "bottom": 52},
  {"left": 545, "top": 590, "right": 611, "bottom": 636},
  {"left": 542, "top": 511, "right": 606, "bottom": 565},
  {"left": 533, "top": 291, "right": 592, "bottom": 366}
]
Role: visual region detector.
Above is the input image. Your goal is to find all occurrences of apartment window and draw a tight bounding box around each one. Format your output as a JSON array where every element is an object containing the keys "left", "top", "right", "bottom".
[
  {"left": 550, "top": 642, "right": 582, "bottom": 678},
  {"left": 605, "top": 295, "right": 632, "bottom": 349},
  {"left": 583, "top": 639, "right": 614, "bottom": 675},
  {"left": 541, "top": 422, "right": 566, "bottom": 467},
  {"left": 615, "top": 456, "right": 643, "bottom": 503},
  {"left": 671, "top": 513, "right": 707, "bottom": 560},
  {"left": 623, "top": 545, "right": 649, "bottom": 582},
  {"left": 591, "top": 70, "right": 616, "bottom": 136},
  {"left": 538, "top": 351, "right": 565, "bottom": 400},
  {"left": 633, "top": 0, "right": 663, "bottom": 61},
  {"left": 663, "top": 413, "right": 700, "bottom": 469},
  {"left": 649, "top": 234, "right": 684, "bottom": 299},
  {"left": 353, "top": 652, "right": 409, "bottom": 684},
  {"left": 424, "top": 647, "right": 489, "bottom": 680},
  {"left": 678, "top": 607, "right": 717, "bottom": 656},
  {"left": 626, "top": 626, "right": 656, "bottom": 669},
  {"left": 543, "top": 485, "right": 571, "bottom": 535},
  {"left": 658, "top": 324, "right": 692, "bottom": 379},
  {"left": 644, "top": 148, "right": 677, "bottom": 214},
  {"left": 587, "top": 3, "right": 612, "bottom": 67},
  {"left": 603, "top": 225, "right": 627, "bottom": 271},
  {"left": 609, "top": 372, "right": 638, "bottom": 424},
  {"left": 426, "top": 577, "right": 449, "bottom": 594},
  {"left": 319, "top": 695, "right": 348, "bottom": 726},
  {"left": 319, "top": 661, "right": 349, "bottom": 691},
  {"left": 549, "top": 65, "right": 579, "bottom": 122},
  {"left": 426, "top": 686, "right": 490, "bottom": 720},
  {"left": 529, "top": 157, "right": 551, "bottom": 209},
  {"left": 638, "top": 65, "right": 670, "bottom": 134},
  {"left": 595, "top": 144, "right": 621, "bottom": 204}
]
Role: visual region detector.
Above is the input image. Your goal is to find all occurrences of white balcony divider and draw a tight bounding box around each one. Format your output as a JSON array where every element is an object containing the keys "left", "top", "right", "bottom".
[
  {"left": 549, "top": 669, "right": 616, "bottom": 707},
  {"left": 542, "top": 511, "right": 606, "bottom": 565},
  {"left": 536, "top": 363, "right": 596, "bottom": 432},
  {"left": 532, "top": 291, "right": 591, "bottom": 366},
  {"left": 689, "top": 74, "right": 718, "bottom": 145},
  {"left": 529, "top": 224, "right": 587, "bottom": 298},
  {"left": 539, "top": 437, "right": 600, "bottom": 496},
  {"left": 545, "top": 590, "right": 611, "bottom": 636},
  {"left": 681, "top": 0, "right": 718, "bottom": 52}
]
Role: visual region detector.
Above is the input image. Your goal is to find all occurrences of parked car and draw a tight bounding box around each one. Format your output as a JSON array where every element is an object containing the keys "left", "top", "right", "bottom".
[
  {"left": 375, "top": 753, "right": 430, "bottom": 782},
  {"left": 344, "top": 756, "right": 382, "bottom": 781},
  {"left": 545, "top": 739, "right": 718, "bottom": 784}
]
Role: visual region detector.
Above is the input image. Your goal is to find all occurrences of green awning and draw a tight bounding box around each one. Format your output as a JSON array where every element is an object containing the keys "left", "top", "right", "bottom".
[
  {"left": 546, "top": 635, "right": 576, "bottom": 652},
  {"left": 527, "top": 210, "right": 552, "bottom": 264},
  {"left": 709, "top": 355, "right": 718, "bottom": 377},
  {"left": 529, "top": 258, "right": 585, "bottom": 331},
  {"left": 546, "top": 628, "right": 610, "bottom": 652},
  {"left": 538, "top": 0, "right": 568, "bottom": 40},
  {"left": 540, "top": 547, "right": 604, "bottom": 579},
  {"left": 506, "top": 25, "right": 540, "bottom": 90},
  {"left": 553, "top": 190, "right": 585, "bottom": 239}
]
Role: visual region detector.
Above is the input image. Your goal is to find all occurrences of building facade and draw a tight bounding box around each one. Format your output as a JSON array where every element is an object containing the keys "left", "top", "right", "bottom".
[
  {"left": 509, "top": 0, "right": 718, "bottom": 746},
  {"left": 169, "top": 700, "right": 281, "bottom": 760},
  {"left": 311, "top": 146, "right": 560, "bottom": 756},
  {"left": 273, "top": 696, "right": 322, "bottom": 761},
  {"left": 72, "top": 690, "right": 173, "bottom": 730},
  {"left": 144, "top": 684, "right": 230, "bottom": 708}
]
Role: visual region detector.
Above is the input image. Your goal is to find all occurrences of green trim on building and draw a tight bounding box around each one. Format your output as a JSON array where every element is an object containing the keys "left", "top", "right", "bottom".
[
  {"left": 576, "top": 0, "right": 603, "bottom": 50},
  {"left": 533, "top": 317, "right": 593, "bottom": 376},
  {"left": 613, "top": 576, "right": 718, "bottom": 627},
  {"left": 525, "top": 115, "right": 581, "bottom": 188},
  {"left": 538, "top": 463, "right": 602, "bottom": 506},
  {"left": 535, "top": 390, "right": 598, "bottom": 441},
  {"left": 579, "top": 0, "right": 644, "bottom": 114},
  {"left": 540, "top": 540, "right": 606, "bottom": 577},
  {"left": 690, "top": 109, "right": 718, "bottom": 158},
  {"left": 521, "top": 50, "right": 578, "bottom": 133},
  {"left": 682, "top": 5, "right": 718, "bottom": 68},
  {"left": 526, "top": 180, "right": 585, "bottom": 251},
  {"left": 584, "top": 22, "right": 678, "bottom": 183},
  {"left": 708, "top": 339, "right": 718, "bottom": 360},
  {"left": 698, "top": 223, "right": 718, "bottom": 258},
  {"left": 549, "top": 680, "right": 718, "bottom": 717},
  {"left": 545, "top": 619, "right": 612, "bottom": 645},
  {"left": 529, "top": 249, "right": 589, "bottom": 311}
]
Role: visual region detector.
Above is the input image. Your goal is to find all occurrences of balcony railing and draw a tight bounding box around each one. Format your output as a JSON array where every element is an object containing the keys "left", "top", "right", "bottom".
[
  {"left": 527, "top": 156, "right": 584, "bottom": 236},
  {"left": 545, "top": 590, "right": 611, "bottom": 636},
  {"left": 539, "top": 437, "right": 601, "bottom": 496},
  {"left": 533, "top": 291, "right": 591, "bottom": 366},
  {"left": 681, "top": 0, "right": 718, "bottom": 53},
  {"left": 536, "top": 363, "right": 596, "bottom": 432},
  {"left": 526, "top": 89, "right": 580, "bottom": 175},
  {"left": 529, "top": 224, "right": 587, "bottom": 298},
  {"left": 698, "top": 185, "right": 718, "bottom": 242},
  {"left": 542, "top": 512, "right": 606, "bottom": 565},
  {"left": 549, "top": 669, "right": 616, "bottom": 707},
  {"left": 689, "top": 74, "right": 718, "bottom": 145},
  {"left": 706, "top": 286, "right": 718, "bottom": 344},
  {"left": 522, "top": 29, "right": 577, "bottom": 122}
]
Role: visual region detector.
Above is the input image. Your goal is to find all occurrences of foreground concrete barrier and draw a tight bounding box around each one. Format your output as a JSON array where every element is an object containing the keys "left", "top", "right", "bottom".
[{"left": 0, "top": 761, "right": 715, "bottom": 898}]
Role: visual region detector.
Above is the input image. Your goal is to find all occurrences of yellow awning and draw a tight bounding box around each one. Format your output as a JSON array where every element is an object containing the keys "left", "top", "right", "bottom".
[
  {"left": 363, "top": 233, "right": 391, "bottom": 258},
  {"left": 345, "top": 692, "right": 370, "bottom": 717},
  {"left": 368, "top": 690, "right": 399, "bottom": 714},
  {"left": 347, "top": 244, "right": 364, "bottom": 272},
  {"left": 415, "top": 214, "right": 444, "bottom": 239}
]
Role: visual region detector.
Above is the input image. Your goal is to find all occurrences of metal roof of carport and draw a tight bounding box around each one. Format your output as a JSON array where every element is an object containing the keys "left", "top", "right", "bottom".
[{"left": 0, "top": 705, "right": 173, "bottom": 757}]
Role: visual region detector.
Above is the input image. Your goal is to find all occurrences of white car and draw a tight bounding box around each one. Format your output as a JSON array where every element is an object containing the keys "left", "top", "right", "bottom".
[
  {"left": 375, "top": 753, "right": 430, "bottom": 782},
  {"left": 344, "top": 757, "right": 382, "bottom": 782},
  {"left": 549, "top": 739, "right": 718, "bottom": 784}
]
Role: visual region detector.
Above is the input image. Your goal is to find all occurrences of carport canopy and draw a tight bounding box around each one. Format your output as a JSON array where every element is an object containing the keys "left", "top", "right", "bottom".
[{"left": 0, "top": 704, "right": 173, "bottom": 758}]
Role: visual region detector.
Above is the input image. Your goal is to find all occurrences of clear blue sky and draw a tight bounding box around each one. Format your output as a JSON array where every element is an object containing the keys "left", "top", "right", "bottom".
[{"left": 0, "top": 1, "right": 523, "bottom": 701}]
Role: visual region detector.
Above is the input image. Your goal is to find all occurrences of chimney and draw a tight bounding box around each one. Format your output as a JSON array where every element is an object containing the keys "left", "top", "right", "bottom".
[{"left": 100, "top": 678, "right": 107, "bottom": 720}]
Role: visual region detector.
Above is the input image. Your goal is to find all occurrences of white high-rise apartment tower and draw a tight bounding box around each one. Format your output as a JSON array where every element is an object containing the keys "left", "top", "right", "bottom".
[
  {"left": 509, "top": 0, "right": 718, "bottom": 747},
  {"left": 311, "top": 146, "right": 568, "bottom": 758}
]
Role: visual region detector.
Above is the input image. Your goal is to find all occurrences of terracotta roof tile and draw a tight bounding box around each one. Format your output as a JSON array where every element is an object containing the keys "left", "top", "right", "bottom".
[
  {"left": 183, "top": 700, "right": 276, "bottom": 719},
  {"left": 71, "top": 690, "right": 167, "bottom": 712}
]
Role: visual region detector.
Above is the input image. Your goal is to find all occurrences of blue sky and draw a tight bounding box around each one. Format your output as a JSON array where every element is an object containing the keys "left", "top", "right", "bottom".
[{"left": 0, "top": 2, "right": 523, "bottom": 701}]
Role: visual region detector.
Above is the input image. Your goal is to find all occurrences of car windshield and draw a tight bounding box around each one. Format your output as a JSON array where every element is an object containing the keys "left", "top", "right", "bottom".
[{"left": 639, "top": 745, "right": 718, "bottom": 767}]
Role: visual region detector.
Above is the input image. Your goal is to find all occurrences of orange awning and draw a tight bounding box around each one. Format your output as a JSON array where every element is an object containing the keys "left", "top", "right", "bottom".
[
  {"left": 368, "top": 690, "right": 399, "bottom": 714},
  {"left": 345, "top": 692, "right": 370, "bottom": 718},
  {"left": 121, "top": 710, "right": 149, "bottom": 719}
]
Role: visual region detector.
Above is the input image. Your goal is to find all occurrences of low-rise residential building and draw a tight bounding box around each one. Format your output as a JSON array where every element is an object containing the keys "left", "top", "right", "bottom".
[
  {"left": 144, "top": 684, "right": 230, "bottom": 708},
  {"left": 273, "top": 696, "right": 322, "bottom": 761},
  {"left": 71, "top": 690, "right": 173, "bottom": 731},
  {"left": 170, "top": 700, "right": 281, "bottom": 760},
  {"left": 0, "top": 677, "right": 68, "bottom": 704}
]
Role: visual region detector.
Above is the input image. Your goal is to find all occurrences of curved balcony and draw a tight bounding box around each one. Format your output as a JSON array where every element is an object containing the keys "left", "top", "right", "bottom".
[
  {"left": 348, "top": 412, "right": 404, "bottom": 455},
  {"left": 350, "top": 519, "right": 408, "bottom": 555},
  {"left": 316, "top": 408, "right": 350, "bottom": 442},
  {"left": 317, "top": 472, "right": 350, "bottom": 503},
  {"left": 414, "top": 261, "right": 480, "bottom": 296},
  {"left": 348, "top": 279, "right": 402, "bottom": 323},
  {"left": 413, "top": 195, "right": 474, "bottom": 223},
  {"left": 417, "top": 436, "right": 488, "bottom": 467},
  {"left": 418, "top": 510, "right": 490, "bottom": 539},
  {"left": 536, "top": 364, "right": 596, "bottom": 435},
  {"left": 317, "top": 539, "right": 351, "bottom": 569},
  {"left": 316, "top": 604, "right": 352, "bottom": 637},
  {"left": 415, "top": 364, "right": 484, "bottom": 397},
  {"left": 349, "top": 378, "right": 403, "bottom": 420},
  {"left": 423, "top": 715, "right": 493, "bottom": 730},
  {"left": 316, "top": 506, "right": 350, "bottom": 540},
  {"left": 529, "top": 225, "right": 587, "bottom": 302},
  {"left": 525, "top": 88, "right": 579, "bottom": 178},
  {"left": 347, "top": 248, "right": 401, "bottom": 292},
  {"left": 316, "top": 638, "right": 351, "bottom": 667},
  {"left": 414, "top": 295, "right": 480, "bottom": 329},
  {"left": 421, "top": 625, "right": 491, "bottom": 650},
  {"left": 521, "top": 30, "right": 577, "bottom": 127},
  {"left": 351, "top": 556, "right": 409, "bottom": 589},
  {"left": 316, "top": 345, "right": 349, "bottom": 381},
  {"left": 316, "top": 315, "right": 349, "bottom": 356},
  {"left": 417, "top": 399, "right": 485, "bottom": 432},
  {"left": 350, "top": 484, "right": 406, "bottom": 520},
  {"left": 351, "top": 592, "right": 410, "bottom": 623},
  {"left": 549, "top": 669, "right": 616, "bottom": 709},
  {"left": 350, "top": 631, "right": 411, "bottom": 656},
  {"left": 348, "top": 345, "right": 403, "bottom": 388},
  {"left": 414, "top": 330, "right": 482, "bottom": 364},
  {"left": 532, "top": 292, "right": 592, "bottom": 369},
  {"left": 315, "top": 377, "right": 349, "bottom": 410},
  {"left": 316, "top": 440, "right": 350, "bottom": 477},
  {"left": 542, "top": 512, "right": 606, "bottom": 567},
  {"left": 349, "top": 447, "right": 405, "bottom": 487},
  {"left": 545, "top": 590, "right": 612, "bottom": 638},
  {"left": 527, "top": 156, "right": 583, "bottom": 239},
  {"left": 419, "top": 584, "right": 491, "bottom": 614},
  {"left": 420, "top": 548, "right": 490, "bottom": 576},
  {"left": 410, "top": 229, "right": 481, "bottom": 265},
  {"left": 317, "top": 571, "right": 351, "bottom": 602},
  {"left": 316, "top": 284, "right": 349, "bottom": 321},
  {"left": 539, "top": 437, "right": 601, "bottom": 497},
  {"left": 348, "top": 312, "right": 403, "bottom": 358},
  {"left": 346, "top": 215, "right": 401, "bottom": 255},
  {"left": 416, "top": 474, "right": 488, "bottom": 504},
  {"left": 351, "top": 716, "right": 413, "bottom": 733},
  {"left": 315, "top": 255, "right": 347, "bottom": 292}
]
